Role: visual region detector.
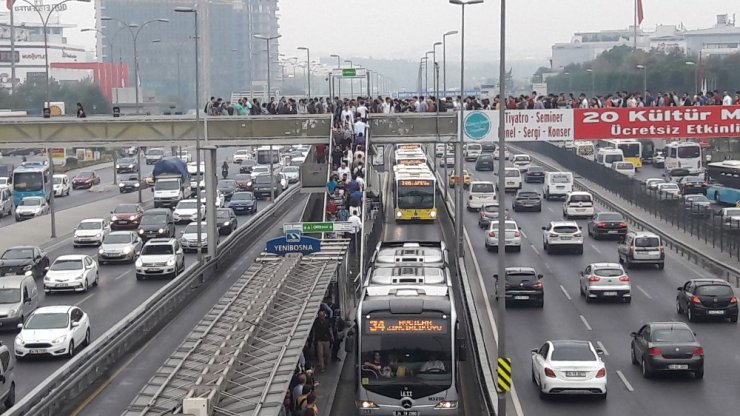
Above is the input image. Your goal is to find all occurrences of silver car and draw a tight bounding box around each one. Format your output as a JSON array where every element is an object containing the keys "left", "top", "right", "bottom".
[
  {"left": 580, "top": 263, "right": 631, "bottom": 303},
  {"left": 98, "top": 231, "right": 143, "bottom": 264},
  {"left": 282, "top": 166, "right": 300, "bottom": 183},
  {"left": 617, "top": 231, "right": 664, "bottom": 269},
  {"left": 485, "top": 220, "right": 522, "bottom": 252}
]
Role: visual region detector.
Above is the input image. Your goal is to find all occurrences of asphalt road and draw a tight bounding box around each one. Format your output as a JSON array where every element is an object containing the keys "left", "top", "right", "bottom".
[{"left": 458, "top": 156, "right": 740, "bottom": 416}]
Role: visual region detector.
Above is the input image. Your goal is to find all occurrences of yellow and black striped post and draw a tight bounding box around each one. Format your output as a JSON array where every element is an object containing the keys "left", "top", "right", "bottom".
[{"left": 496, "top": 357, "right": 512, "bottom": 393}]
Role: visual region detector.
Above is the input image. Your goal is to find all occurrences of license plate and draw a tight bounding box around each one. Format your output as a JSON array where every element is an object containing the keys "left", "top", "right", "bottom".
[
  {"left": 56, "top": 283, "right": 68, "bottom": 287},
  {"left": 514, "top": 296, "right": 529, "bottom": 300},
  {"left": 556, "top": 186, "right": 565, "bottom": 189},
  {"left": 506, "top": 182, "right": 515, "bottom": 185},
  {"left": 668, "top": 364, "right": 688, "bottom": 370},
  {"left": 708, "top": 310, "right": 725, "bottom": 315},
  {"left": 394, "top": 412, "right": 419, "bottom": 416},
  {"left": 148, "top": 268, "right": 162, "bottom": 272},
  {"left": 648, "top": 251, "right": 660, "bottom": 256},
  {"left": 235, "top": 207, "right": 245, "bottom": 210},
  {"left": 603, "top": 291, "right": 618, "bottom": 296},
  {"left": 119, "top": 221, "right": 128, "bottom": 224},
  {"left": 565, "top": 371, "right": 586, "bottom": 377},
  {"left": 560, "top": 236, "right": 571, "bottom": 240},
  {"left": 29, "top": 349, "right": 45, "bottom": 354},
  {"left": 575, "top": 209, "right": 585, "bottom": 212},
  {"left": 607, "top": 230, "right": 618, "bottom": 234}
]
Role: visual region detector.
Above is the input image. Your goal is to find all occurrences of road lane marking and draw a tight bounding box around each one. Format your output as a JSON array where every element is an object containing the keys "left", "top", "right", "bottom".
[
  {"left": 544, "top": 262, "right": 552, "bottom": 272},
  {"left": 559, "top": 285, "right": 572, "bottom": 301},
  {"left": 596, "top": 341, "right": 609, "bottom": 356},
  {"left": 530, "top": 244, "right": 540, "bottom": 255},
  {"left": 592, "top": 245, "right": 602, "bottom": 254},
  {"left": 75, "top": 293, "right": 95, "bottom": 306},
  {"left": 113, "top": 270, "right": 131, "bottom": 281},
  {"left": 579, "top": 315, "right": 593, "bottom": 331},
  {"left": 546, "top": 206, "right": 554, "bottom": 213},
  {"left": 616, "top": 370, "right": 635, "bottom": 392},
  {"left": 636, "top": 285, "right": 653, "bottom": 300}
]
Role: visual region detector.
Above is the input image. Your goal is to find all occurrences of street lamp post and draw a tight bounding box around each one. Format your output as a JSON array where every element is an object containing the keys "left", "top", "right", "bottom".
[
  {"left": 432, "top": 42, "right": 441, "bottom": 99},
  {"left": 22, "top": 0, "right": 91, "bottom": 239},
  {"left": 425, "top": 51, "right": 434, "bottom": 95},
  {"left": 330, "top": 54, "right": 341, "bottom": 98},
  {"left": 420, "top": 57, "right": 428, "bottom": 96},
  {"left": 442, "top": 30, "right": 458, "bottom": 98},
  {"left": 586, "top": 68, "right": 594, "bottom": 100},
  {"left": 496, "top": 2, "right": 508, "bottom": 415},
  {"left": 101, "top": 16, "right": 169, "bottom": 114},
  {"left": 344, "top": 59, "right": 354, "bottom": 98},
  {"left": 636, "top": 64, "right": 647, "bottom": 99},
  {"left": 685, "top": 61, "right": 697, "bottom": 94},
  {"left": 255, "top": 34, "right": 281, "bottom": 202},
  {"left": 174, "top": 6, "right": 202, "bottom": 260},
  {"left": 297, "top": 46, "right": 311, "bottom": 98}
]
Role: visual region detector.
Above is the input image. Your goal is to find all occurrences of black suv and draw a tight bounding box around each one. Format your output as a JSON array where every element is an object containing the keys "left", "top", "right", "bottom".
[
  {"left": 137, "top": 208, "right": 176, "bottom": 240},
  {"left": 676, "top": 279, "right": 738, "bottom": 323},
  {"left": 475, "top": 153, "right": 494, "bottom": 171},
  {"left": 512, "top": 190, "right": 541, "bottom": 212},
  {"left": 494, "top": 267, "right": 544, "bottom": 308}
]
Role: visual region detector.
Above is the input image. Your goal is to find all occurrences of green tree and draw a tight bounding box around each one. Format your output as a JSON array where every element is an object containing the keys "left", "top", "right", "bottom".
[{"left": 12, "top": 77, "right": 110, "bottom": 114}]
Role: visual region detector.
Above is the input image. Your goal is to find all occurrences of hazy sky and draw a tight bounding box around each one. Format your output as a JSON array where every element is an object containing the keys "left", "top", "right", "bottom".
[{"left": 278, "top": 0, "right": 740, "bottom": 61}]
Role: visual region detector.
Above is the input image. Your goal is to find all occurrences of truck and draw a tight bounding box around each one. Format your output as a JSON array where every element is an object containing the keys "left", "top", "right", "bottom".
[{"left": 152, "top": 157, "right": 191, "bottom": 209}]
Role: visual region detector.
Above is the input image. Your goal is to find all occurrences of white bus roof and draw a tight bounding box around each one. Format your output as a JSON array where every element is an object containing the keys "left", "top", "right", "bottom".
[{"left": 372, "top": 241, "right": 448, "bottom": 266}]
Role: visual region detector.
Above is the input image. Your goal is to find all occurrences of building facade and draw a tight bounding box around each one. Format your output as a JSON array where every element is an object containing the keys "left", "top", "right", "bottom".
[{"left": 99, "top": 0, "right": 280, "bottom": 110}]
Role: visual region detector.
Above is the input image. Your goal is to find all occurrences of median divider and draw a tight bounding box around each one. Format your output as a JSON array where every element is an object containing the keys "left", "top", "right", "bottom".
[{"left": 6, "top": 185, "right": 303, "bottom": 416}]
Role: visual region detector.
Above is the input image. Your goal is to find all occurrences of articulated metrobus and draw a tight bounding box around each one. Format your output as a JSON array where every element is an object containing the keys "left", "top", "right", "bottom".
[
  {"left": 351, "top": 241, "right": 462, "bottom": 415},
  {"left": 393, "top": 165, "right": 437, "bottom": 221},
  {"left": 603, "top": 139, "right": 642, "bottom": 169},
  {"left": 393, "top": 149, "right": 428, "bottom": 167},
  {"left": 706, "top": 160, "right": 740, "bottom": 205},
  {"left": 12, "top": 163, "right": 52, "bottom": 206}
]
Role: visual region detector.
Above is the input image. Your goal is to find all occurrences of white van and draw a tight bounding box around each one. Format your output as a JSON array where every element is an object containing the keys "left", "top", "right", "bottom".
[
  {"left": 613, "top": 161, "right": 636, "bottom": 178},
  {"left": 0, "top": 273, "right": 39, "bottom": 327},
  {"left": 0, "top": 189, "right": 11, "bottom": 218},
  {"left": 501, "top": 168, "right": 522, "bottom": 193},
  {"left": 563, "top": 191, "right": 595, "bottom": 219},
  {"left": 543, "top": 171, "right": 573, "bottom": 200},
  {"left": 53, "top": 174, "right": 71, "bottom": 197},
  {"left": 511, "top": 154, "right": 531, "bottom": 172},
  {"left": 464, "top": 144, "right": 482, "bottom": 161},
  {"left": 595, "top": 148, "right": 624, "bottom": 168},
  {"left": 466, "top": 181, "right": 496, "bottom": 211}
]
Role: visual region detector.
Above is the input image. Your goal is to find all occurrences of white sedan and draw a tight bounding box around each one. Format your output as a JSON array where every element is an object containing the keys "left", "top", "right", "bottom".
[
  {"left": 531, "top": 340, "right": 607, "bottom": 399},
  {"left": 200, "top": 189, "right": 225, "bottom": 208},
  {"left": 15, "top": 305, "right": 91, "bottom": 359},
  {"left": 43, "top": 255, "right": 99, "bottom": 293}
]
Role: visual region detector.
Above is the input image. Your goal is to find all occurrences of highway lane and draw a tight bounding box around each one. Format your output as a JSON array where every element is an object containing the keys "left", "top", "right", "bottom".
[
  {"left": 459, "top": 156, "right": 740, "bottom": 416},
  {"left": 73, "top": 193, "right": 309, "bottom": 416}
]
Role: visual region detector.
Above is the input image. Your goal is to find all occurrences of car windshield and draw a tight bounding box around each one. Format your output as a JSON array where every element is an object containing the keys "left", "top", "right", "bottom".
[
  {"left": 482, "top": 204, "right": 499, "bottom": 213},
  {"left": 505, "top": 170, "right": 519, "bottom": 178},
  {"left": 550, "top": 344, "right": 596, "bottom": 361},
  {"left": 216, "top": 210, "right": 232, "bottom": 219},
  {"left": 725, "top": 208, "right": 740, "bottom": 216},
  {"left": 183, "top": 223, "right": 206, "bottom": 234},
  {"left": 506, "top": 272, "right": 537, "bottom": 285},
  {"left": 528, "top": 166, "right": 544, "bottom": 172},
  {"left": 605, "top": 154, "right": 623, "bottom": 163},
  {"left": 147, "top": 149, "right": 164, "bottom": 156},
  {"left": 25, "top": 312, "right": 69, "bottom": 329},
  {"left": 514, "top": 156, "right": 529, "bottom": 162},
  {"left": 478, "top": 154, "right": 493, "bottom": 161},
  {"left": 125, "top": 175, "right": 138, "bottom": 181},
  {"left": 53, "top": 176, "right": 64, "bottom": 184},
  {"left": 218, "top": 180, "right": 236, "bottom": 189},
  {"left": 616, "top": 163, "right": 633, "bottom": 169},
  {"left": 569, "top": 194, "right": 592, "bottom": 202},
  {"left": 50, "top": 259, "right": 83, "bottom": 271},
  {"left": 660, "top": 184, "right": 679, "bottom": 190},
  {"left": 695, "top": 284, "right": 733, "bottom": 297},
  {"left": 471, "top": 183, "right": 494, "bottom": 193},
  {"left": 254, "top": 175, "right": 274, "bottom": 184},
  {"left": 597, "top": 213, "right": 623, "bottom": 221},
  {"left": 234, "top": 174, "right": 250, "bottom": 181},
  {"left": 687, "top": 196, "right": 709, "bottom": 203},
  {"left": 685, "top": 176, "right": 703, "bottom": 183},
  {"left": 551, "top": 174, "right": 570, "bottom": 183},
  {"left": 141, "top": 244, "right": 173, "bottom": 255},
  {"left": 155, "top": 180, "right": 180, "bottom": 191},
  {"left": 518, "top": 192, "right": 539, "bottom": 199},
  {"left": 635, "top": 237, "right": 660, "bottom": 247},
  {"left": 231, "top": 192, "right": 254, "bottom": 201},
  {"left": 20, "top": 198, "right": 42, "bottom": 206},
  {"left": 283, "top": 166, "right": 299, "bottom": 173},
  {"left": 0, "top": 288, "right": 20, "bottom": 304},
  {"left": 243, "top": 160, "right": 256, "bottom": 166},
  {"left": 77, "top": 172, "right": 93, "bottom": 178},
  {"left": 677, "top": 146, "right": 701, "bottom": 158},
  {"left": 593, "top": 268, "right": 623, "bottom": 277},
  {"left": 1, "top": 248, "right": 34, "bottom": 259},
  {"left": 12, "top": 172, "right": 43, "bottom": 192},
  {"left": 253, "top": 166, "right": 269, "bottom": 173},
  {"left": 0, "top": 178, "right": 7, "bottom": 185},
  {"left": 77, "top": 221, "right": 102, "bottom": 230},
  {"left": 119, "top": 158, "right": 134, "bottom": 165},
  {"left": 490, "top": 222, "right": 518, "bottom": 230},
  {"left": 553, "top": 226, "right": 579, "bottom": 233},
  {"left": 177, "top": 201, "right": 198, "bottom": 209},
  {"left": 113, "top": 205, "right": 138, "bottom": 213},
  {"left": 103, "top": 233, "right": 133, "bottom": 244},
  {"left": 652, "top": 327, "right": 695, "bottom": 342},
  {"left": 141, "top": 214, "right": 167, "bottom": 225}
]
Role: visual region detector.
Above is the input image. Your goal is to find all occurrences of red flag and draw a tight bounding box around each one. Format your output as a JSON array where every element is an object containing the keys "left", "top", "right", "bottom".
[
  {"left": 637, "top": 0, "right": 644, "bottom": 24},
  {"left": 6, "top": 0, "right": 14, "bottom": 10}
]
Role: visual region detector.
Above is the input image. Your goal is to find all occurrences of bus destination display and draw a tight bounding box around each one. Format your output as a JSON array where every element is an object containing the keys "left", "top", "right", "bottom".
[
  {"left": 399, "top": 179, "right": 433, "bottom": 187},
  {"left": 366, "top": 318, "right": 448, "bottom": 334}
]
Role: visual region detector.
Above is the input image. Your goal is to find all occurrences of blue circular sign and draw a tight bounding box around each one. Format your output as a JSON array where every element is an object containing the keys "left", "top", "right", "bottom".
[{"left": 464, "top": 111, "right": 491, "bottom": 141}]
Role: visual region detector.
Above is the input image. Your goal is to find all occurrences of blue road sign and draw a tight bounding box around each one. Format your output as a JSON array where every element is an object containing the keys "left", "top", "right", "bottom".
[
  {"left": 266, "top": 235, "right": 321, "bottom": 257},
  {"left": 286, "top": 230, "right": 302, "bottom": 243},
  {"left": 464, "top": 111, "right": 492, "bottom": 140}
]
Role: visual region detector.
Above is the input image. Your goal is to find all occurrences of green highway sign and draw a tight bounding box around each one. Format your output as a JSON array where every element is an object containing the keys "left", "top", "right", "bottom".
[
  {"left": 331, "top": 67, "right": 367, "bottom": 78},
  {"left": 342, "top": 68, "right": 357, "bottom": 77},
  {"left": 284, "top": 222, "right": 355, "bottom": 233}
]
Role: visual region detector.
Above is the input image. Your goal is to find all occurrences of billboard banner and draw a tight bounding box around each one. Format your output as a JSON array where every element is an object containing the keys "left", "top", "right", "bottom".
[
  {"left": 462, "top": 109, "right": 573, "bottom": 142},
  {"left": 573, "top": 106, "right": 740, "bottom": 140}
]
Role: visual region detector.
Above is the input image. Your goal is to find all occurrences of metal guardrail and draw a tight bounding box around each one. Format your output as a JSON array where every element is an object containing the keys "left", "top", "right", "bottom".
[
  {"left": 5, "top": 185, "right": 303, "bottom": 416},
  {"left": 512, "top": 144, "right": 740, "bottom": 287}
]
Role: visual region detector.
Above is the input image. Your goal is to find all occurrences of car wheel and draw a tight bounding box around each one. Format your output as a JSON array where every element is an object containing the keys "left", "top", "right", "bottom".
[
  {"left": 84, "top": 328, "right": 91, "bottom": 346},
  {"left": 687, "top": 307, "right": 696, "bottom": 322},
  {"left": 136, "top": 274, "right": 144, "bottom": 281},
  {"left": 537, "top": 298, "right": 544, "bottom": 308},
  {"left": 4, "top": 382, "right": 15, "bottom": 408},
  {"left": 641, "top": 357, "right": 652, "bottom": 378},
  {"left": 631, "top": 344, "right": 639, "bottom": 365},
  {"left": 579, "top": 284, "right": 585, "bottom": 296},
  {"left": 94, "top": 271, "right": 99, "bottom": 287},
  {"left": 68, "top": 340, "right": 75, "bottom": 358},
  {"left": 657, "top": 263, "right": 665, "bottom": 270},
  {"left": 623, "top": 297, "right": 632, "bottom": 304},
  {"left": 83, "top": 278, "right": 89, "bottom": 293},
  {"left": 576, "top": 247, "right": 583, "bottom": 255},
  {"left": 676, "top": 298, "right": 683, "bottom": 314},
  {"left": 694, "top": 368, "right": 704, "bottom": 379},
  {"left": 531, "top": 367, "right": 537, "bottom": 383},
  {"left": 598, "top": 391, "right": 607, "bottom": 400},
  {"left": 730, "top": 316, "right": 738, "bottom": 323}
]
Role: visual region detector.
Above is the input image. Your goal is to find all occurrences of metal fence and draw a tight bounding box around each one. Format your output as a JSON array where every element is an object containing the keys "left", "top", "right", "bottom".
[{"left": 517, "top": 142, "right": 740, "bottom": 261}]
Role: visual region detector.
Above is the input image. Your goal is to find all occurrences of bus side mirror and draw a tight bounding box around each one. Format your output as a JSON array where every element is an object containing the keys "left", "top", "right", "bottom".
[
  {"left": 345, "top": 330, "right": 355, "bottom": 353},
  {"left": 457, "top": 338, "right": 467, "bottom": 362}
]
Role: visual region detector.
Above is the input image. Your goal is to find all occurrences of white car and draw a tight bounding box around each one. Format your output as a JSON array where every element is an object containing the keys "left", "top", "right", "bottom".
[
  {"left": 250, "top": 165, "right": 271, "bottom": 180},
  {"left": 180, "top": 221, "right": 218, "bottom": 252},
  {"left": 232, "top": 149, "right": 252, "bottom": 164},
  {"left": 15, "top": 305, "right": 91, "bottom": 359},
  {"left": 73, "top": 218, "right": 110, "bottom": 247},
  {"left": 172, "top": 199, "right": 205, "bottom": 223},
  {"left": 200, "top": 189, "right": 225, "bottom": 208},
  {"left": 502, "top": 168, "right": 522, "bottom": 192},
  {"left": 43, "top": 255, "right": 99, "bottom": 293},
  {"left": 656, "top": 183, "right": 681, "bottom": 200},
  {"left": 14, "top": 196, "right": 49, "bottom": 221},
  {"left": 135, "top": 238, "right": 185, "bottom": 280},
  {"left": 466, "top": 181, "right": 496, "bottom": 211},
  {"left": 542, "top": 221, "right": 583, "bottom": 254},
  {"left": 187, "top": 161, "right": 205, "bottom": 175},
  {"left": 531, "top": 340, "right": 607, "bottom": 399},
  {"left": 579, "top": 263, "right": 631, "bottom": 303},
  {"left": 511, "top": 154, "right": 532, "bottom": 172},
  {"left": 562, "top": 191, "right": 595, "bottom": 219},
  {"left": 291, "top": 155, "right": 307, "bottom": 165},
  {"left": 719, "top": 207, "right": 740, "bottom": 229},
  {"left": 494, "top": 147, "right": 511, "bottom": 160},
  {"left": 435, "top": 144, "right": 445, "bottom": 158},
  {"left": 485, "top": 220, "right": 522, "bottom": 252},
  {"left": 53, "top": 174, "right": 71, "bottom": 197},
  {"left": 463, "top": 143, "right": 482, "bottom": 161},
  {"left": 644, "top": 177, "right": 666, "bottom": 190},
  {"left": 282, "top": 166, "right": 301, "bottom": 183},
  {"left": 177, "top": 151, "right": 192, "bottom": 163},
  {"left": 0, "top": 177, "right": 10, "bottom": 192},
  {"left": 613, "top": 161, "right": 636, "bottom": 177}
]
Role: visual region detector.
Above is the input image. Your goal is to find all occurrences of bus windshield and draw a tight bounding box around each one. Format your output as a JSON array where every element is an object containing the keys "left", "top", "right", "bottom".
[
  {"left": 13, "top": 172, "right": 43, "bottom": 192},
  {"left": 361, "top": 332, "right": 452, "bottom": 398},
  {"left": 678, "top": 146, "right": 700, "bottom": 159},
  {"left": 619, "top": 144, "right": 641, "bottom": 158},
  {"left": 397, "top": 184, "right": 434, "bottom": 209}
]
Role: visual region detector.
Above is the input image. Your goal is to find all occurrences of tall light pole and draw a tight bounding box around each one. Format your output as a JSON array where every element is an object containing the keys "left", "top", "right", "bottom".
[
  {"left": 297, "top": 46, "right": 311, "bottom": 98},
  {"left": 496, "top": 2, "right": 508, "bottom": 415},
  {"left": 636, "top": 64, "right": 647, "bottom": 99},
  {"left": 254, "top": 34, "right": 281, "bottom": 100},
  {"left": 344, "top": 59, "right": 354, "bottom": 98},
  {"left": 685, "top": 61, "right": 697, "bottom": 94},
  {"left": 101, "top": 16, "right": 169, "bottom": 114},
  {"left": 425, "top": 51, "right": 434, "bottom": 95},
  {"left": 151, "top": 39, "right": 185, "bottom": 107},
  {"left": 330, "top": 54, "right": 341, "bottom": 98},
  {"left": 420, "top": 57, "right": 428, "bottom": 96},
  {"left": 22, "top": 0, "right": 90, "bottom": 238},
  {"left": 174, "top": 6, "right": 202, "bottom": 260},
  {"left": 432, "top": 42, "right": 441, "bottom": 98},
  {"left": 442, "top": 30, "right": 458, "bottom": 98},
  {"left": 586, "top": 68, "right": 594, "bottom": 100}
]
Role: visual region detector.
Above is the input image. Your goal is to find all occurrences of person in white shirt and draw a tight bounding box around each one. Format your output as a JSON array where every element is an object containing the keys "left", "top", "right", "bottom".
[
  {"left": 382, "top": 98, "right": 391, "bottom": 114},
  {"left": 337, "top": 162, "right": 351, "bottom": 181},
  {"left": 419, "top": 354, "right": 446, "bottom": 373},
  {"left": 722, "top": 91, "right": 733, "bottom": 106},
  {"left": 341, "top": 105, "right": 353, "bottom": 124},
  {"left": 354, "top": 118, "right": 369, "bottom": 137},
  {"left": 355, "top": 175, "right": 365, "bottom": 190},
  {"left": 356, "top": 102, "right": 368, "bottom": 119}
]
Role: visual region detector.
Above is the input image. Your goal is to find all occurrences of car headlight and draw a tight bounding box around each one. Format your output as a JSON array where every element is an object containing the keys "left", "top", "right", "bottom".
[
  {"left": 223, "top": 221, "right": 230, "bottom": 226},
  {"left": 51, "top": 335, "right": 67, "bottom": 345},
  {"left": 128, "top": 164, "right": 134, "bottom": 168},
  {"left": 22, "top": 264, "right": 32, "bottom": 272},
  {"left": 135, "top": 258, "right": 143, "bottom": 267},
  {"left": 122, "top": 246, "right": 132, "bottom": 254},
  {"left": 74, "top": 273, "right": 84, "bottom": 280},
  {"left": 98, "top": 248, "right": 104, "bottom": 255},
  {"left": 15, "top": 336, "right": 23, "bottom": 346},
  {"left": 115, "top": 165, "right": 120, "bottom": 169},
  {"left": 111, "top": 215, "right": 118, "bottom": 221},
  {"left": 166, "top": 258, "right": 175, "bottom": 266},
  {"left": 134, "top": 183, "right": 140, "bottom": 187},
  {"left": 430, "top": 210, "right": 437, "bottom": 217},
  {"left": 96, "top": 232, "right": 103, "bottom": 239},
  {"left": 396, "top": 211, "right": 402, "bottom": 218},
  {"left": 119, "top": 183, "right": 125, "bottom": 187},
  {"left": 129, "top": 215, "right": 137, "bottom": 221},
  {"left": 138, "top": 229, "right": 144, "bottom": 234},
  {"left": 158, "top": 228, "right": 165, "bottom": 234},
  {"left": 7, "top": 309, "right": 16, "bottom": 317}
]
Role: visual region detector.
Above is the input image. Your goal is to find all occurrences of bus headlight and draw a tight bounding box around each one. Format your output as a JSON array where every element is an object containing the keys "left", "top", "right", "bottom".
[
  {"left": 435, "top": 401, "right": 458, "bottom": 409},
  {"left": 430, "top": 210, "right": 437, "bottom": 218},
  {"left": 356, "top": 401, "right": 379, "bottom": 409},
  {"left": 396, "top": 211, "right": 403, "bottom": 218}
]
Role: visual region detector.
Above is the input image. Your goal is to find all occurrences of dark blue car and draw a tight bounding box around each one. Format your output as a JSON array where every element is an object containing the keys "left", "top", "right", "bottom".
[{"left": 226, "top": 192, "right": 257, "bottom": 215}]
